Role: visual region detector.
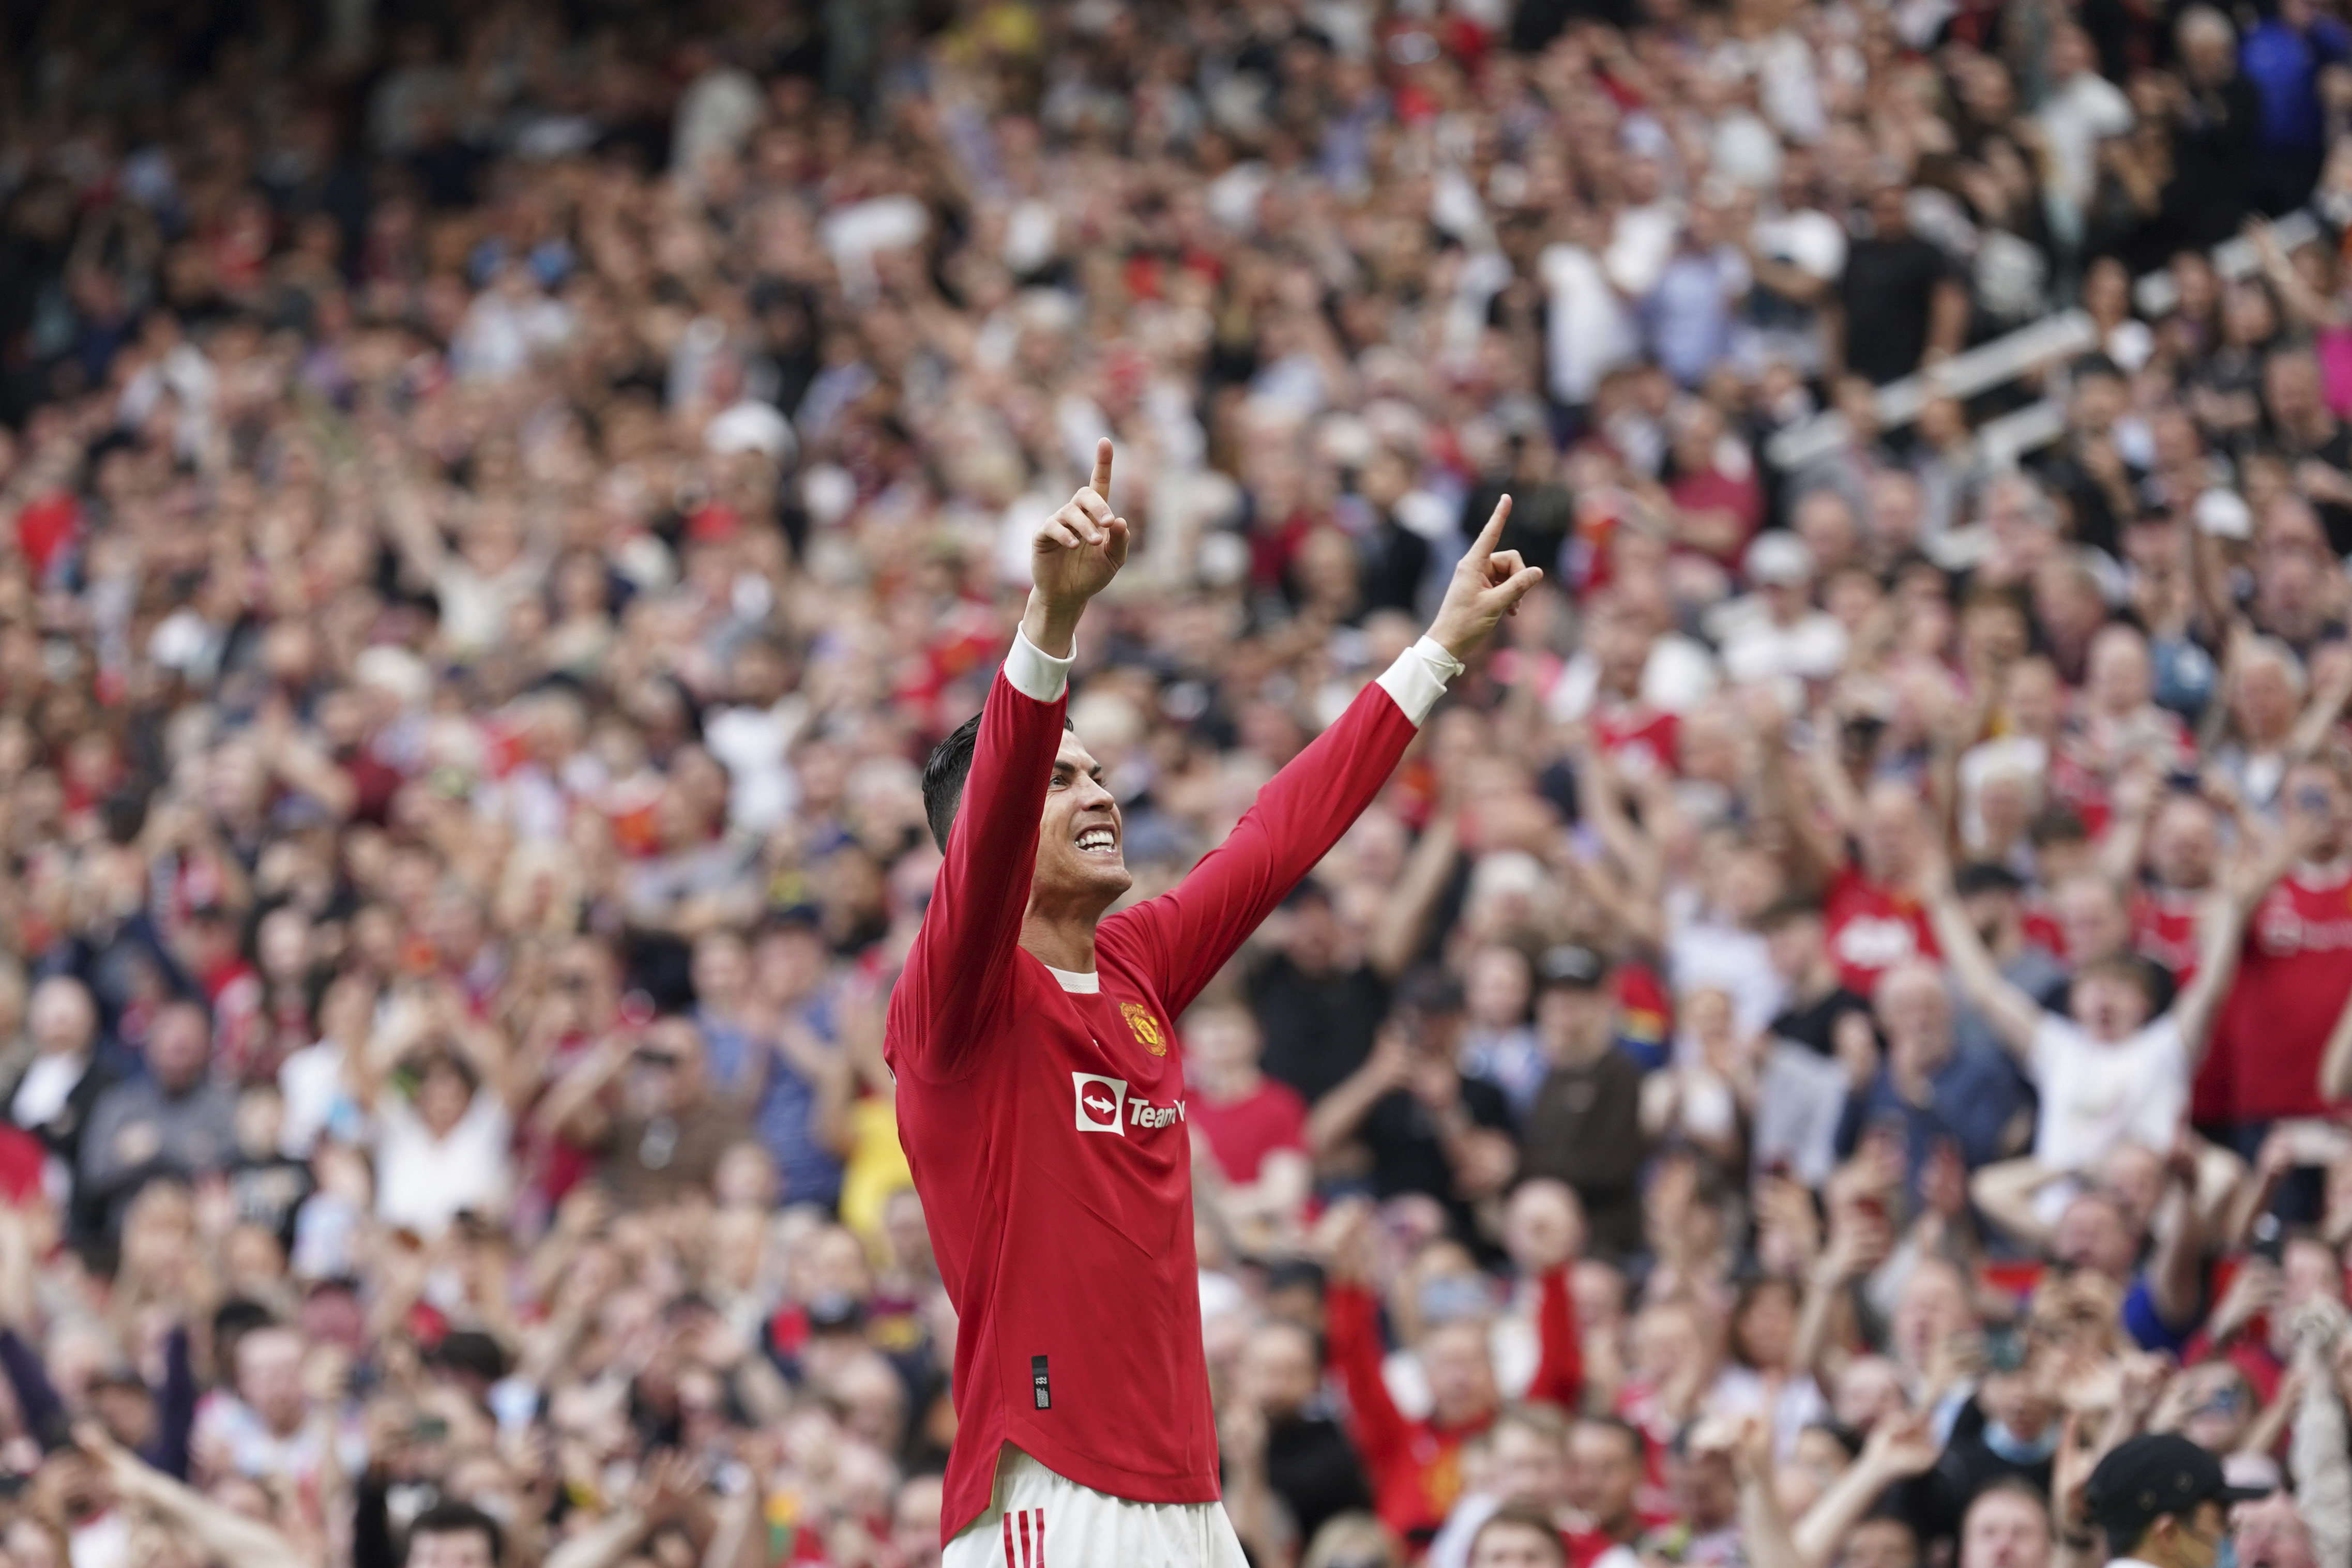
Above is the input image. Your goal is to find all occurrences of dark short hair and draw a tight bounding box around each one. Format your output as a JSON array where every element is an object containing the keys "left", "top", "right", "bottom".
[
  {"left": 2073, "top": 952, "right": 2158, "bottom": 1008},
  {"left": 1753, "top": 893, "right": 1825, "bottom": 931},
  {"left": 1570, "top": 1414, "right": 1646, "bottom": 1462},
  {"left": 1954, "top": 861, "right": 2026, "bottom": 899},
  {"left": 407, "top": 1501, "right": 505, "bottom": 1567},
  {"left": 921, "top": 709, "right": 1076, "bottom": 853},
  {"left": 1395, "top": 965, "right": 1466, "bottom": 1016},
  {"left": 1469, "top": 1506, "right": 1567, "bottom": 1564},
  {"left": 1966, "top": 1476, "right": 2057, "bottom": 1536}
]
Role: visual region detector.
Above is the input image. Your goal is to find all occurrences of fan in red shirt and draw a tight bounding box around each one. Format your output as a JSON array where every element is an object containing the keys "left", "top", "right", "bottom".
[
  {"left": 1182, "top": 1001, "right": 1310, "bottom": 1200},
  {"left": 2103, "top": 773, "right": 2226, "bottom": 982},
  {"left": 2203, "top": 756, "right": 2352, "bottom": 1132},
  {"left": 1764, "top": 725, "right": 1940, "bottom": 997},
  {"left": 1552, "top": 591, "right": 1680, "bottom": 783},
  {"left": 887, "top": 443, "right": 1543, "bottom": 1566},
  {"left": 1317, "top": 1198, "right": 1583, "bottom": 1552}
]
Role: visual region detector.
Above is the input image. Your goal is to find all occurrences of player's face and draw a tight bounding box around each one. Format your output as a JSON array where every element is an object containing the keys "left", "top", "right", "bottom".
[{"left": 1035, "top": 732, "right": 1130, "bottom": 906}]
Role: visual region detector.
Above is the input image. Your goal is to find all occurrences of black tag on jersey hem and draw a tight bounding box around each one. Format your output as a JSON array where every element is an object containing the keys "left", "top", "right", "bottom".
[{"left": 1031, "top": 1354, "right": 1051, "bottom": 1410}]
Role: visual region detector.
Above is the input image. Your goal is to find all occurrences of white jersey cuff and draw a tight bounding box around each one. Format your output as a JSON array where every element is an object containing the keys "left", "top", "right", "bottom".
[
  {"left": 1004, "top": 629, "right": 1076, "bottom": 703},
  {"left": 1375, "top": 636, "right": 1465, "bottom": 727}
]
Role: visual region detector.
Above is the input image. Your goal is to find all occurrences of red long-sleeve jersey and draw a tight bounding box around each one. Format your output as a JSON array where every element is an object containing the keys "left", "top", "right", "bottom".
[
  {"left": 887, "top": 644, "right": 1431, "bottom": 1546},
  {"left": 1325, "top": 1268, "right": 1582, "bottom": 1551}
]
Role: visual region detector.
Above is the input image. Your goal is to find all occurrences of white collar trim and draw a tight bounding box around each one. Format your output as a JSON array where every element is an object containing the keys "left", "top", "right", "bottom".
[{"left": 1043, "top": 963, "right": 1100, "bottom": 994}]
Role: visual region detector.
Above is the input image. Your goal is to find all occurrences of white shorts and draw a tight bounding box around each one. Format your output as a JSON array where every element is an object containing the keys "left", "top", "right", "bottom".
[{"left": 942, "top": 1445, "right": 1250, "bottom": 1568}]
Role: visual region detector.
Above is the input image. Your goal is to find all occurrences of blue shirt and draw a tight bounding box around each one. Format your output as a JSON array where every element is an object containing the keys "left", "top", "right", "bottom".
[
  {"left": 1642, "top": 246, "right": 1743, "bottom": 387},
  {"left": 2243, "top": 18, "right": 2351, "bottom": 151},
  {"left": 2123, "top": 1274, "right": 2201, "bottom": 1353},
  {"left": 1837, "top": 1039, "right": 2029, "bottom": 1199},
  {"left": 697, "top": 1004, "right": 844, "bottom": 1208}
]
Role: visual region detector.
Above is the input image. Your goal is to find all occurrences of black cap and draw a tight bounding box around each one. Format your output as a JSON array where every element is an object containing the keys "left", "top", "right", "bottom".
[
  {"left": 1537, "top": 944, "right": 1609, "bottom": 990},
  {"left": 2086, "top": 1434, "right": 2265, "bottom": 1548},
  {"left": 1954, "top": 862, "right": 2026, "bottom": 897}
]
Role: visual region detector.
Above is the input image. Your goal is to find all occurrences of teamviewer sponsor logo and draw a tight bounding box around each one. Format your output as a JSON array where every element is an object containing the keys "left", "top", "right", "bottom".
[{"left": 1073, "top": 1072, "right": 1128, "bottom": 1134}]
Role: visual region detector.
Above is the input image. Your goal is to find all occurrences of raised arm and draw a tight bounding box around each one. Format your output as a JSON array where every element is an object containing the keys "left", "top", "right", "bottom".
[
  {"left": 1315, "top": 1201, "right": 1413, "bottom": 1475},
  {"left": 1367, "top": 809, "right": 1460, "bottom": 982},
  {"left": 891, "top": 442, "right": 1129, "bottom": 1078},
  {"left": 2143, "top": 1138, "right": 2207, "bottom": 1330},
  {"left": 1109, "top": 496, "right": 1542, "bottom": 1014},
  {"left": 1750, "top": 697, "right": 1843, "bottom": 893},
  {"left": 85, "top": 1426, "right": 314, "bottom": 1568},
  {"left": 2172, "top": 836, "right": 2288, "bottom": 1070},
  {"left": 0, "top": 1210, "right": 65, "bottom": 1451},
  {"left": 145, "top": 1326, "right": 195, "bottom": 1481},
  {"left": 1921, "top": 866, "right": 2044, "bottom": 1062},
  {"left": 1791, "top": 1412, "right": 1944, "bottom": 1568},
  {"left": 1522, "top": 1261, "right": 1584, "bottom": 1411}
]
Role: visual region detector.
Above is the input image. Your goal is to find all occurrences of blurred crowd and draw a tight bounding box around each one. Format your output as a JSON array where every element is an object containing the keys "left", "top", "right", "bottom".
[{"left": 5, "top": 1, "right": 2352, "bottom": 1567}]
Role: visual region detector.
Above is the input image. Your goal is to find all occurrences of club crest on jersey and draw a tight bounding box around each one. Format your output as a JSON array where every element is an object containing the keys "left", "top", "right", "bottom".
[
  {"left": 1120, "top": 1002, "right": 1168, "bottom": 1055},
  {"left": 1073, "top": 1072, "right": 1129, "bottom": 1133}
]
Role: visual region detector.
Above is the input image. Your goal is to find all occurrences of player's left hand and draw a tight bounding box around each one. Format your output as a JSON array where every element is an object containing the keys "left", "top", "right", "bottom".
[
  {"left": 1031, "top": 438, "right": 1130, "bottom": 613},
  {"left": 1428, "top": 494, "right": 1545, "bottom": 662}
]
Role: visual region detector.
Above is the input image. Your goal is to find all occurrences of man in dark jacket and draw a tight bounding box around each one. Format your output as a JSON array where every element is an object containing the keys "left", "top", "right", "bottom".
[{"left": 1519, "top": 947, "right": 1649, "bottom": 1258}]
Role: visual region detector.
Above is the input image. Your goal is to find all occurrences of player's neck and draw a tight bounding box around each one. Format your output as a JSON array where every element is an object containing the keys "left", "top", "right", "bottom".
[{"left": 1020, "top": 907, "right": 1103, "bottom": 975}]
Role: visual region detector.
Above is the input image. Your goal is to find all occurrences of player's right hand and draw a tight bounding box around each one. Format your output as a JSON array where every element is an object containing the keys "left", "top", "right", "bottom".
[
  {"left": 1427, "top": 493, "right": 1543, "bottom": 661},
  {"left": 1032, "top": 437, "right": 1130, "bottom": 611}
]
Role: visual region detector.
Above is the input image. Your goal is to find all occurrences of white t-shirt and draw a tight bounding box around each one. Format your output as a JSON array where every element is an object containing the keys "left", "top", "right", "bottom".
[
  {"left": 278, "top": 1038, "right": 355, "bottom": 1158},
  {"left": 11, "top": 1053, "right": 85, "bottom": 1130},
  {"left": 373, "top": 1091, "right": 512, "bottom": 1238},
  {"left": 2038, "top": 72, "right": 2135, "bottom": 206},
  {"left": 1538, "top": 243, "right": 1639, "bottom": 406},
  {"left": 2027, "top": 1012, "right": 2188, "bottom": 1174}
]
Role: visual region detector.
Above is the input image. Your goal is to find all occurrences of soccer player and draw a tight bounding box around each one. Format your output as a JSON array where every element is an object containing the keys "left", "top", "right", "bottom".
[{"left": 889, "top": 439, "right": 1543, "bottom": 1566}]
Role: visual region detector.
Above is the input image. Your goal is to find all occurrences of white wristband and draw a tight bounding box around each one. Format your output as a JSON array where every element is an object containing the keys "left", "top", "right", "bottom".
[
  {"left": 1376, "top": 636, "right": 1466, "bottom": 727},
  {"left": 1003, "top": 629, "right": 1075, "bottom": 703}
]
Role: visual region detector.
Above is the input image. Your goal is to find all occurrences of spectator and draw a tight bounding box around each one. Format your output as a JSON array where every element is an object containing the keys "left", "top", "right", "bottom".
[
  {"left": 1956, "top": 1479, "right": 2054, "bottom": 1568},
  {"left": 78, "top": 1002, "right": 238, "bottom": 1246},
  {"left": 1520, "top": 947, "right": 1649, "bottom": 1259}
]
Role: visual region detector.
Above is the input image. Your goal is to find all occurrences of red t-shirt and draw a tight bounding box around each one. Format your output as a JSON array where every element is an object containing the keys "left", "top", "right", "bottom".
[
  {"left": 1664, "top": 468, "right": 1762, "bottom": 567},
  {"left": 1189, "top": 1079, "right": 1308, "bottom": 1185},
  {"left": 2132, "top": 885, "right": 2205, "bottom": 982},
  {"left": 2201, "top": 864, "right": 2352, "bottom": 1124},
  {"left": 1328, "top": 1270, "right": 1582, "bottom": 1549},
  {"left": 888, "top": 662, "right": 1425, "bottom": 1544},
  {"left": 1824, "top": 863, "right": 1938, "bottom": 997},
  {"left": 0, "top": 1125, "right": 42, "bottom": 1204},
  {"left": 1592, "top": 703, "right": 1679, "bottom": 781}
]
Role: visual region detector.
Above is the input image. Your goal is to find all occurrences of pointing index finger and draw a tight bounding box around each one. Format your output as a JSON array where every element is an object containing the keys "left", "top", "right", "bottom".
[
  {"left": 1469, "top": 493, "right": 1513, "bottom": 562},
  {"left": 1091, "top": 437, "right": 1115, "bottom": 504}
]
